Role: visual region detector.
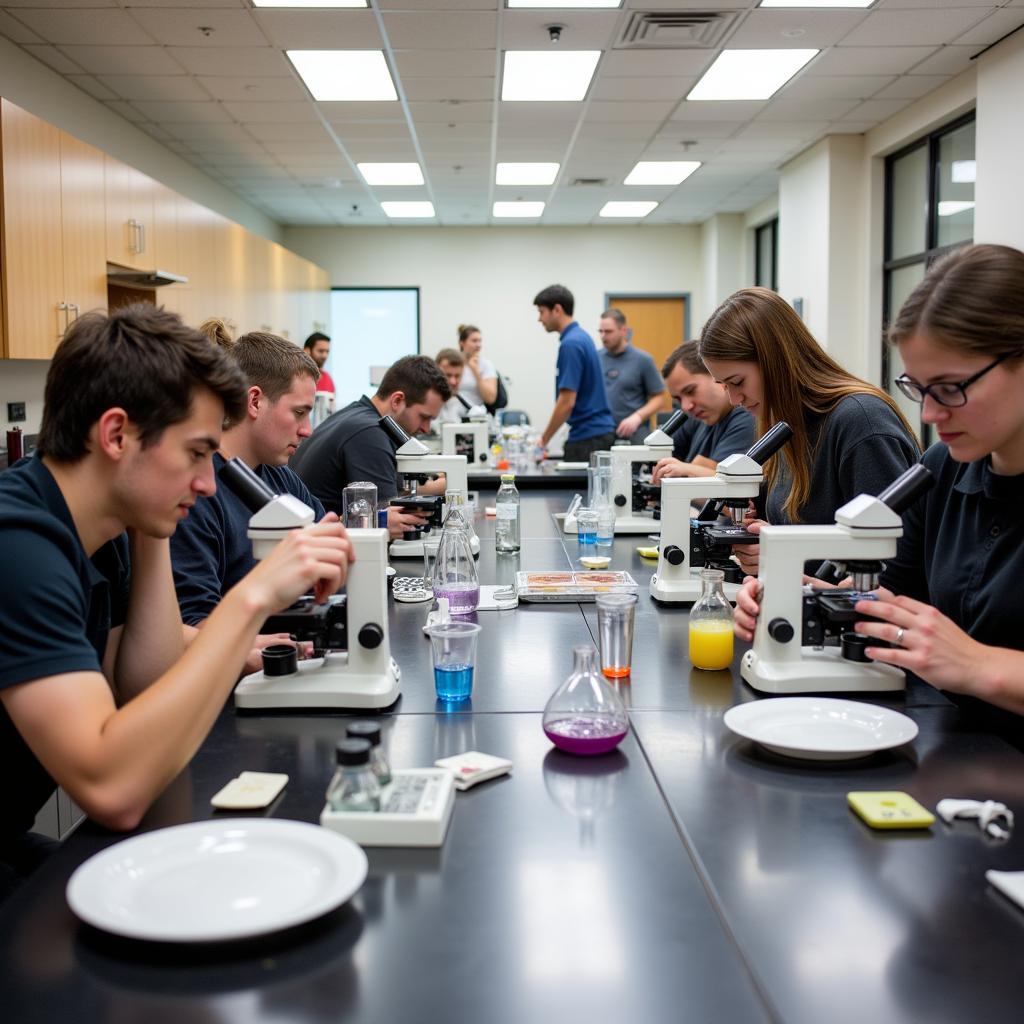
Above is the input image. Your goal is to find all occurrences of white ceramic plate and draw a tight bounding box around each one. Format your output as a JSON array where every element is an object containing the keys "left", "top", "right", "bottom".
[
  {"left": 66, "top": 818, "right": 368, "bottom": 943},
  {"left": 724, "top": 697, "right": 918, "bottom": 761}
]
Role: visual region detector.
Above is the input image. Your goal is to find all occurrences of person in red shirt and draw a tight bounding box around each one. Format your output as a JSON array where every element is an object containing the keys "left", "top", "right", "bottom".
[{"left": 304, "top": 332, "right": 334, "bottom": 396}]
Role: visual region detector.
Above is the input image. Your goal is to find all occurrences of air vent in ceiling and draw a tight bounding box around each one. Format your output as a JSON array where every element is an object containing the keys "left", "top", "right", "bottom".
[
  {"left": 570, "top": 177, "right": 608, "bottom": 187},
  {"left": 616, "top": 10, "right": 738, "bottom": 49}
]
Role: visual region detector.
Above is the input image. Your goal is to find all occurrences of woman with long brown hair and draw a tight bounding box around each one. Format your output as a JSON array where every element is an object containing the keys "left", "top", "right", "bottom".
[
  {"left": 736, "top": 244, "right": 1024, "bottom": 724},
  {"left": 698, "top": 287, "right": 920, "bottom": 574}
]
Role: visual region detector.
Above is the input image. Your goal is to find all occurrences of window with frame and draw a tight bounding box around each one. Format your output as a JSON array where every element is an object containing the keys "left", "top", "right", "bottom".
[
  {"left": 754, "top": 218, "right": 778, "bottom": 292},
  {"left": 883, "top": 113, "right": 975, "bottom": 446}
]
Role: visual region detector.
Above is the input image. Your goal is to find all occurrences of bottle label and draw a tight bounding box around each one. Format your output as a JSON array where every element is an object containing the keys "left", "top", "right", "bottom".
[{"left": 496, "top": 506, "right": 518, "bottom": 521}]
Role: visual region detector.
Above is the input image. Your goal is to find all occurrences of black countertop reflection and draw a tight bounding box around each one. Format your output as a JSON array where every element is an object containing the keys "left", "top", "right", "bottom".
[
  {"left": 0, "top": 715, "right": 771, "bottom": 1024},
  {"left": 631, "top": 707, "right": 1024, "bottom": 1024}
]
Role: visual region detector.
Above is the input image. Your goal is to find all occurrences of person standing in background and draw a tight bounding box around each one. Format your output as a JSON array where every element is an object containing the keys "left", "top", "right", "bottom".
[
  {"left": 534, "top": 284, "right": 616, "bottom": 463},
  {"left": 598, "top": 308, "right": 668, "bottom": 444},
  {"left": 456, "top": 325, "right": 498, "bottom": 408},
  {"left": 304, "top": 332, "right": 334, "bottom": 398},
  {"left": 434, "top": 348, "right": 467, "bottom": 427}
]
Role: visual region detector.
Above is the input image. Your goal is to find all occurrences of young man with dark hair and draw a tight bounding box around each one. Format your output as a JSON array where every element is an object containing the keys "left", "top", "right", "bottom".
[
  {"left": 290, "top": 354, "right": 452, "bottom": 537},
  {"left": 597, "top": 308, "right": 668, "bottom": 444},
  {"left": 651, "top": 341, "right": 756, "bottom": 483},
  {"left": 303, "top": 331, "right": 334, "bottom": 398},
  {"left": 533, "top": 284, "right": 616, "bottom": 462},
  {"left": 170, "top": 331, "right": 328, "bottom": 664},
  {"left": 434, "top": 347, "right": 467, "bottom": 427},
  {"left": 0, "top": 306, "right": 351, "bottom": 897}
]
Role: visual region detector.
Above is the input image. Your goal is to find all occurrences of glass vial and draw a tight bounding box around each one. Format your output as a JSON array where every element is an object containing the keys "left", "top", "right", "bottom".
[
  {"left": 345, "top": 720, "right": 392, "bottom": 787},
  {"left": 327, "top": 738, "right": 382, "bottom": 812},
  {"left": 542, "top": 646, "right": 629, "bottom": 756},
  {"left": 433, "top": 493, "right": 480, "bottom": 614},
  {"left": 495, "top": 473, "right": 521, "bottom": 552},
  {"left": 688, "top": 568, "right": 734, "bottom": 671}
]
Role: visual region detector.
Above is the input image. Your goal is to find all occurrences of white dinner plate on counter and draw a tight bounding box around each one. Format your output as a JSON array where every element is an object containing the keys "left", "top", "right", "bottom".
[
  {"left": 67, "top": 818, "right": 367, "bottom": 942},
  {"left": 724, "top": 697, "right": 918, "bottom": 761}
]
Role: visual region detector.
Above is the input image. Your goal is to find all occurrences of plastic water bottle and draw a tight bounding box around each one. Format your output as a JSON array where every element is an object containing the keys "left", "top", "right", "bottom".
[{"left": 495, "top": 473, "right": 521, "bottom": 552}]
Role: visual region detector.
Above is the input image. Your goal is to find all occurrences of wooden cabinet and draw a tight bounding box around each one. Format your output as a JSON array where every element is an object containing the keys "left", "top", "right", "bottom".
[
  {"left": 0, "top": 99, "right": 107, "bottom": 359},
  {"left": 104, "top": 154, "right": 155, "bottom": 270}
]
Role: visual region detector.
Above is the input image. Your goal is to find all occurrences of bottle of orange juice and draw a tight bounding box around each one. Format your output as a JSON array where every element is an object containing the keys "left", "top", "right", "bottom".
[{"left": 688, "top": 568, "right": 734, "bottom": 671}]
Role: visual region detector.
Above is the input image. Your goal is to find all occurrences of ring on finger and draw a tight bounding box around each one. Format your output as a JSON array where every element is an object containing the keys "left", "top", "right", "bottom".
[{"left": 895, "top": 626, "right": 906, "bottom": 647}]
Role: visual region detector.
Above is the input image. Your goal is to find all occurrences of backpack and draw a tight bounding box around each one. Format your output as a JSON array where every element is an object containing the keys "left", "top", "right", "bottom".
[{"left": 487, "top": 371, "right": 509, "bottom": 413}]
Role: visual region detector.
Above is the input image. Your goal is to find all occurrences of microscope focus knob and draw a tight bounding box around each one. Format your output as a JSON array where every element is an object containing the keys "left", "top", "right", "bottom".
[
  {"left": 767, "top": 618, "right": 794, "bottom": 644},
  {"left": 663, "top": 545, "right": 684, "bottom": 566},
  {"left": 614, "top": 494, "right": 627, "bottom": 507},
  {"left": 358, "top": 623, "right": 385, "bottom": 649}
]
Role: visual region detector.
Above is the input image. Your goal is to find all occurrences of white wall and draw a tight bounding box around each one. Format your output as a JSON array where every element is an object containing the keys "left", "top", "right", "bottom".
[
  {"left": 0, "top": 362, "right": 48, "bottom": 448},
  {"left": 975, "top": 28, "right": 1024, "bottom": 247},
  {"left": 700, "top": 214, "right": 744, "bottom": 318},
  {"left": 282, "top": 225, "right": 704, "bottom": 428},
  {"left": 0, "top": 37, "right": 280, "bottom": 242}
]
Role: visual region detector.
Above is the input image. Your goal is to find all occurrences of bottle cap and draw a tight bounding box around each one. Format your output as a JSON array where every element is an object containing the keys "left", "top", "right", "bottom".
[
  {"left": 500, "top": 473, "right": 516, "bottom": 482},
  {"left": 335, "top": 738, "right": 372, "bottom": 766},
  {"left": 346, "top": 720, "right": 382, "bottom": 746}
]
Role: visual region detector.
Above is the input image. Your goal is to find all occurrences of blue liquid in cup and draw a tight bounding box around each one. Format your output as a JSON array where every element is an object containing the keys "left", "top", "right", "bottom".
[
  {"left": 578, "top": 528, "right": 597, "bottom": 544},
  {"left": 435, "top": 663, "right": 474, "bottom": 701}
]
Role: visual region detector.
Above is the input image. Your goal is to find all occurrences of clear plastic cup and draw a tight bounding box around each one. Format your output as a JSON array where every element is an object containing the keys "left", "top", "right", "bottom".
[
  {"left": 577, "top": 507, "right": 598, "bottom": 544},
  {"left": 427, "top": 621, "right": 482, "bottom": 701},
  {"left": 596, "top": 593, "right": 637, "bottom": 679},
  {"left": 596, "top": 505, "right": 615, "bottom": 545},
  {"left": 342, "top": 481, "right": 377, "bottom": 529},
  {"left": 422, "top": 536, "right": 440, "bottom": 587}
]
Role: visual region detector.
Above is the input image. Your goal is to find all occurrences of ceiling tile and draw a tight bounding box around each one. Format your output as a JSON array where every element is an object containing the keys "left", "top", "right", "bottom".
[
  {"left": 103, "top": 100, "right": 147, "bottom": 123},
  {"left": 97, "top": 74, "right": 210, "bottom": 102},
  {"left": 839, "top": 8, "right": 990, "bottom": 47},
  {"left": 343, "top": 141, "right": 418, "bottom": 160},
  {"left": 253, "top": 10, "right": 382, "bottom": 49},
  {"left": 782, "top": 74, "right": 896, "bottom": 101},
  {"left": 415, "top": 121, "right": 492, "bottom": 140},
  {"left": 576, "top": 121, "right": 663, "bottom": 140},
  {"left": 24, "top": 44, "right": 86, "bottom": 74},
  {"left": 601, "top": 50, "right": 713, "bottom": 77},
  {"left": 590, "top": 76, "right": 695, "bottom": 102},
  {"left": 735, "top": 121, "right": 829, "bottom": 141},
  {"left": 0, "top": 9, "right": 44, "bottom": 44},
  {"left": 197, "top": 76, "right": 307, "bottom": 102},
  {"left": 383, "top": 12, "right": 497, "bottom": 49},
  {"left": 402, "top": 78, "right": 496, "bottom": 101},
  {"left": 392, "top": 49, "right": 495, "bottom": 77},
  {"left": 327, "top": 122, "right": 412, "bottom": 140},
  {"left": 873, "top": 74, "right": 951, "bottom": 100},
  {"left": 906, "top": 45, "right": 977, "bottom": 76},
  {"left": 408, "top": 100, "right": 493, "bottom": 122},
  {"left": 956, "top": 7, "right": 1024, "bottom": 45},
  {"left": 168, "top": 46, "right": 293, "bottom": 76},
  {"left": 13, "top": 9, "right": 154, "bottom": 46},
  {"left": 221, "top": 101, "right": 318, "bottom": 123},
  {"left": 499, "top": 101, "right": 580, "bottom": 123},
  {"left": 164, "top": 121, "right": 255, "bottom": 141},
  {"left": 840, "top": 98, "right": 915, "bottom": 122},
  {"left": 245, "top": 122, "right": 337, "bottom": 142},
  {"left": 118, "top": 0, "right": 244, "bottom": 6},
  {"left": 760, "top": 97, "right": 860, "bottom": 121},
  {"left": 586, "top": 100, "right": 676, "bottom": 121},
  {"left": 131, "top": 100, "right": 232, "bottom": 123},
  {"left": 806, "top": 46, "right": 936, "bottom": 76},
  {"left": 655, "top": 121, "right": 739, "bottom": 139},
  {"left": 128, "top": 9, "right": 266, "bottom": 47},
  {"left": 2, "top": 0, "right": 118, "bottom": 6},
  {"left": 670, "top": 100, "right": 768, "bottom": 122},
  {"left": 262, "top": 139, "right": 339, "bottom": 155},
  {"left": 57, "top": 44, "right": 185, "bottom": 75},
  {"left": 728, "top": 9, "right": 870, "bottom": 49},
  {"left": 66, "top": 74, "right": 120, "bottom": 101},
  {"left": 319, "top": 101, "right": 405, "bottom": 121},
  {"left": 380, "top": 0, "right": 498, "bottom": 8},
  {"left": 501, "top": 11, "right": 620, "bottom": 49}
]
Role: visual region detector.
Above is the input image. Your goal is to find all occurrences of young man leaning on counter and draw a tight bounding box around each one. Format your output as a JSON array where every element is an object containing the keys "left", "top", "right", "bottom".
[{"left": 0, "top": 305, "right": 352, "bottom": 902}]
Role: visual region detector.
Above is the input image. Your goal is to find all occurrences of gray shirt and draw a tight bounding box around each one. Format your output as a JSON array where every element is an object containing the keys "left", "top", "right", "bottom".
[
  {"left": 599, "top": 345, "right": 665, "bottom": 444},
  {"left": 761, "top": 393, "right": 919, "bottom": 525},
  {"left": 681, "top": 406, "right": 757, "bottom": 465}
]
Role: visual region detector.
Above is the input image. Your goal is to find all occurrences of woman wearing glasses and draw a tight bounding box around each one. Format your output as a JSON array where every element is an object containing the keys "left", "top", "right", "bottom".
[
  {"left": 698, "top": 286, "right": 920, "bottom": 576},
  {"left": 736, "top": 244, "right": 1024, "bottom": 719}
]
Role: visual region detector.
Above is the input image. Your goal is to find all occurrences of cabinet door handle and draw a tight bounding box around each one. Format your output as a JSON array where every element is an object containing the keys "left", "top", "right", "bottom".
[
  {"left": 68, "top": 303, "right": 80, "bottom": 323},
  {"left": 56, "top": 301, "right": 68, "bottom": 340},
  {"left": 138, "top": 222, "right": 146, "bottom": 254},
  {"left": 127, "top": 218, "right": 139, "bottom": 254}
]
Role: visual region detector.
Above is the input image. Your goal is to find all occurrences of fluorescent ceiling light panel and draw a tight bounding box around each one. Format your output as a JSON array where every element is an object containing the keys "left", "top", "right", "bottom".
[
  {"left": 288, "top": 50, "right": 397, "bottom": 102},
  {"left": 502, "top": 51, "right": 600, "bottom": 102},
  {"left": 624, "top": 161, "right": 701, "bottom": 186},
  {"left": 687, "top": 49, "right": 818, "bottom": 102},
  {"left": 951, "top": 160, "right": 976, "bottom": 184},
  {"left": 937, "top": 200, "right": 975, "bottom": 217},
  {"left": 358, "top": 162, "right": 424, "bottom": 186},
  {"left": 493, "top": 201, "right": 545, "bottom": 218},
  {"left": 381, "top": 201, "right": 435, "bottom": 219},
  {"left": 507, "top": 0, "right": 620, "bottom": 7},
  {"left": 496, "top": 162, "right": 560, "bottom": 186},
  {"left": 253, "top": 1, "right": 367, "bottom": 7},
  {"left": 599, "top": 201, "right": 658, "bottom": 218},
  {"left": 760, "top": 1, "right": 874, "bottom": 8}
]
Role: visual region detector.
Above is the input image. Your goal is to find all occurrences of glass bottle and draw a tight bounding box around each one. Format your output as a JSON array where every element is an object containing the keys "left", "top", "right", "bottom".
[
  {"left": 542, "top": 646, "right": 629, "bottom": 756},
  {"left": 688, "top": 568, "right": 734, "bottom": 671},
  {"left": 345, "top": 720, "right": 392, "bottom": 787},
  {"left": 495, "top": 473, "right": 521, "bottom": 552},
  {"left": 327, "top": 739, "right": 382, "bottom": 812},
  {"left": 432, "top": 493, "right": 480, "bottom": 614}
]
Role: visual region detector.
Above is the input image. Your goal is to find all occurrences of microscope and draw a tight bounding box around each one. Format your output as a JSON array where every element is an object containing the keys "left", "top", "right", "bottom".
[
  {"left": 564, "top": 410, "right": 689, "bottom": 535},
  {"left": 650, "top": 422, "right": 793, "bottom": 604},
  {"left": 441, "top": 394, "right": 490, "bottom": 467},
  {"left": 741, "top": 463, "right": 934, "bottom": 695},
  {"left": 379, "top": 415, "right": 479, "bottom": 559},
  {"left": 219, "top": 457, "right": 402, "bottom": 711}
]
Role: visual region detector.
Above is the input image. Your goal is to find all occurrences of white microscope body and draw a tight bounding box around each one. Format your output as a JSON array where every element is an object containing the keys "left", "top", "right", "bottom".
[
  {"left": 741, "top": 464, "right": 933, "bottom": 695},
  {"left": 441, "top": 396, "right": 490, "bottom": 467},
  {"left": 221, "top": 458, "right": 402, "bottom": 711}
]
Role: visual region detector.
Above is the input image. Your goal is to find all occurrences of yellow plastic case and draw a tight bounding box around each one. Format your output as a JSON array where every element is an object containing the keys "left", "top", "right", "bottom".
[{"left": 847, "top": 791, "right": 935, "bottom": 830}]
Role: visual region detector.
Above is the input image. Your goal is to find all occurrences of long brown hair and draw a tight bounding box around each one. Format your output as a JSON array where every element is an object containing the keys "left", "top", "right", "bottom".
[
  {"left": 889, "top": 243, "right": 1024, "bottom": 361},
  {"left": 699, "top": 288, "right": 918, "bottom": 522}
]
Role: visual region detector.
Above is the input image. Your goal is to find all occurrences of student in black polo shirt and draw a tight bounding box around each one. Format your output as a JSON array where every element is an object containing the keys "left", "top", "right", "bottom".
[
  {"left": 651, "top": 342, "right": 756, "bottom": 483},
  {"left": 0, "top": 306, "right": 352, "bottom": 899},
  {"left": 699, "top": 287, "right": 920, "bottom": 576},
  {"left": 737, "top": 244, "right": 1024, "bottom": 726},
  {"left": 170, "top": 322, "right": 327, "bottom": 671}
]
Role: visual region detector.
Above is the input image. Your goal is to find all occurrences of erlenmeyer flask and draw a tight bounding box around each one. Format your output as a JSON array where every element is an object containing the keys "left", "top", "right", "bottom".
[
  {"left": 688, "top": 568, "right": 734, "bottom": 670},
  {"left": 432, "top": 495, "right": 480, "bottom": 614},
  {"left": 542, "top": 646, "right": 628, "bottom": 755}
]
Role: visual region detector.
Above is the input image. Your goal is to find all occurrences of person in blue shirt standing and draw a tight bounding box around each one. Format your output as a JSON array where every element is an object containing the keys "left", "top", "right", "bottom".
[
  {"left": 535, "top": 284, "right": 616, "bottom": 462},
  {"left": 597, "top": 308, "right": 667, "bottom": 444}
]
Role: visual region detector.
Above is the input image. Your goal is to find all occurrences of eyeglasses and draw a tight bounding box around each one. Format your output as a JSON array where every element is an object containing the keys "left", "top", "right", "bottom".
[{"left": 894, "top": 351, "right": 1018, "bottom": 408}]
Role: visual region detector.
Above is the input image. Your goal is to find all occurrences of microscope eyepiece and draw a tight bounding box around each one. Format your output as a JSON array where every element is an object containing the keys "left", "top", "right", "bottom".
[
  {"left": 876, "top": 463, "right": 934, "bottom": 516},
  {"left": 219, "top": 457, "right": 276, "bottom": 513},
  {"left": 455, "top": 393, "right": 473, "bottom": 412},
  {"left": 744, "top": 421, "right": 793, "bottom": 465},
  {"left": 378, "top": 415, "right": 413, "bottom": 447},
  {"left": 660, "top": 408, "right": 688, "bottom": 437}
]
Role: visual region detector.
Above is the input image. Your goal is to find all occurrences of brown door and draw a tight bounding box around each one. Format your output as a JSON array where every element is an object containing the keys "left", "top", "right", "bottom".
[{"left": 606, "top": 294, "right": 688, "bottom": 414}]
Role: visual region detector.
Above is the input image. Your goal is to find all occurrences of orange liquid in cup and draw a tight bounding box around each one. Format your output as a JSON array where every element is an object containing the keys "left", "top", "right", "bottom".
[{"left": 602, "top": 666, "right": 631, "bottom": 679}]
